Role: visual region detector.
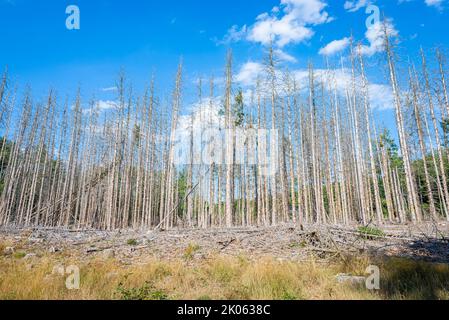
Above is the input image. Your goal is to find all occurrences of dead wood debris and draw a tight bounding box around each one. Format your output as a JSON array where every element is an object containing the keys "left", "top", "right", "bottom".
[{"left": 0, "top": 223, "right": 448, "bottom": 264}]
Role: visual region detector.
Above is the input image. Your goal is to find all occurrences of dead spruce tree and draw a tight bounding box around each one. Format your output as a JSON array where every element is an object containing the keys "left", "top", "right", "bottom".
[{"left": 2, "top": 36, "right": 449, "bottom": 230}]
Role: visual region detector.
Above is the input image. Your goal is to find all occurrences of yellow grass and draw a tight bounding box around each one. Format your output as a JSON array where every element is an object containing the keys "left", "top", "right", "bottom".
[{"left": 0, "top": 242, "right": 448, "bottom": 300}]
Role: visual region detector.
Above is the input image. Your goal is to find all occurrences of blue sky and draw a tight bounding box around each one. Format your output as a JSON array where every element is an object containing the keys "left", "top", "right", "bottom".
[{"left": 0, "top": 0, "right": 448, "bottom": 127}]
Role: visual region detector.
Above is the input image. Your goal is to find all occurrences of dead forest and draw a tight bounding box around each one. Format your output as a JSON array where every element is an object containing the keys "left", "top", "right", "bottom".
[{"left": 1, "top": 29, "right": 449, "bottom": 231}]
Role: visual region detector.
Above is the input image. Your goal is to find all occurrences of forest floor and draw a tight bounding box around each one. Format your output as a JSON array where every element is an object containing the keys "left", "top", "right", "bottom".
[{"left": 1, "top": 222, "right": 449, "bottom": 300}]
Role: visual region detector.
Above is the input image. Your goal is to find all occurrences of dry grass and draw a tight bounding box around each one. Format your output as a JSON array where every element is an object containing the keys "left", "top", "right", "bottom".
[{"left": 0, "top": 243, "right": 448, "bottom": 300}]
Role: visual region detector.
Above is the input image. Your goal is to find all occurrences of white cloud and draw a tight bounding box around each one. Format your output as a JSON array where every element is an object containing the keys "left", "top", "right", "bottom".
[
  {"left": 83, "top": 100, "right": 117, "bottom": 114},
  {"left": 247, "top": 0, "right": 332, "bottom": 48},
  {"left": 399, "top": 0, "right": 445, "bottom": 9},
  {"left": 274, "top": 49, "right": 298, "bottom": 62},
  {"left": 236, "top": 62, "right": 264, "bottom": 86},
  {"left": 175, "top": 97, "right": 224, "bottom": 165},
  {"left": 248, "top": 16, "right": 314, "bottom": 47},
  {"left": 344, "top": 0, "right": 371, "bottom": 12},
  {"left": 178, "top": 97, "right": 223, "bottom": 133},
  {"left": 359, "top": 21, "right": 399, "bottom": 56},
  {"left": 319, "top": 37, "right": 350, "bottom": 56},
  {"left": 347, "top": 1, "right": 445, "bottom": 14},
  {"left": 319, "top": 20, "right": 398, "bottom": 58},
  {"left": 220, "top": 25, "right": 248, "bottom": 45},
  {"left": 294, "top": 68, "right": 393, "bottom": 110},
  {"left": 367, "top": 83, "right": 394, "bottom": 110},
  {"left": 101, "top": 86, "right": 118, "bottom": 92},
  {"left": 97, "top": 100, "right": 117, "bottom": 110},
  {"left": 235, "top": 61, "right": 394, "bottom": 110},
  {"left": 425, "top": 0, "right": 444, "bottom": 8},
  {"left": 222, "top": 0, "right": 332, "bottom": 49}
]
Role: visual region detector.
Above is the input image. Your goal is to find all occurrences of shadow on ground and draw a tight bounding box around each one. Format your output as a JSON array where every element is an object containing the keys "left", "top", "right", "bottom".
[{"left": 373, "top": 238, "right": 449, "bottom": 299}]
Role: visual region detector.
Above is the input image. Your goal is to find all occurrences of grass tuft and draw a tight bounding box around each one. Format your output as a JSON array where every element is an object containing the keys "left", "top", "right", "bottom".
[{"left": 126, "top": 239, "right": 138, "bottom": 246}]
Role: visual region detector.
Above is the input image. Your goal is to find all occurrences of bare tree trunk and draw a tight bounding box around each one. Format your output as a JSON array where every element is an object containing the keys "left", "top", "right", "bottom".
[
  {"left": 225, "top": 51, "right": 234, "bottom": 228},
  {"left": 385, "top": 26, "right": 421, "bottom": 222}
]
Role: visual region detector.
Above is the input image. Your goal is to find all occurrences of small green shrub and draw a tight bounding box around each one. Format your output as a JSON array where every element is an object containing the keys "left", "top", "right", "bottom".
[
  {"left": 116, "top": 281, "right": 168, "bottom": 300},
  {"left": 13, "top": 252, "right": 26, "bottom": 259},
  {"left": 184, "top": 243, "right": 200, "bottom": 260},
  {"left": 289, "top": 241, "right": 307, "bottom": 248},
  {"left": 281, "top": 290, "right": 299, "bottom": 300},
  {"left": 358, "top": 226, "right": 385, "bottom": 239}
]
